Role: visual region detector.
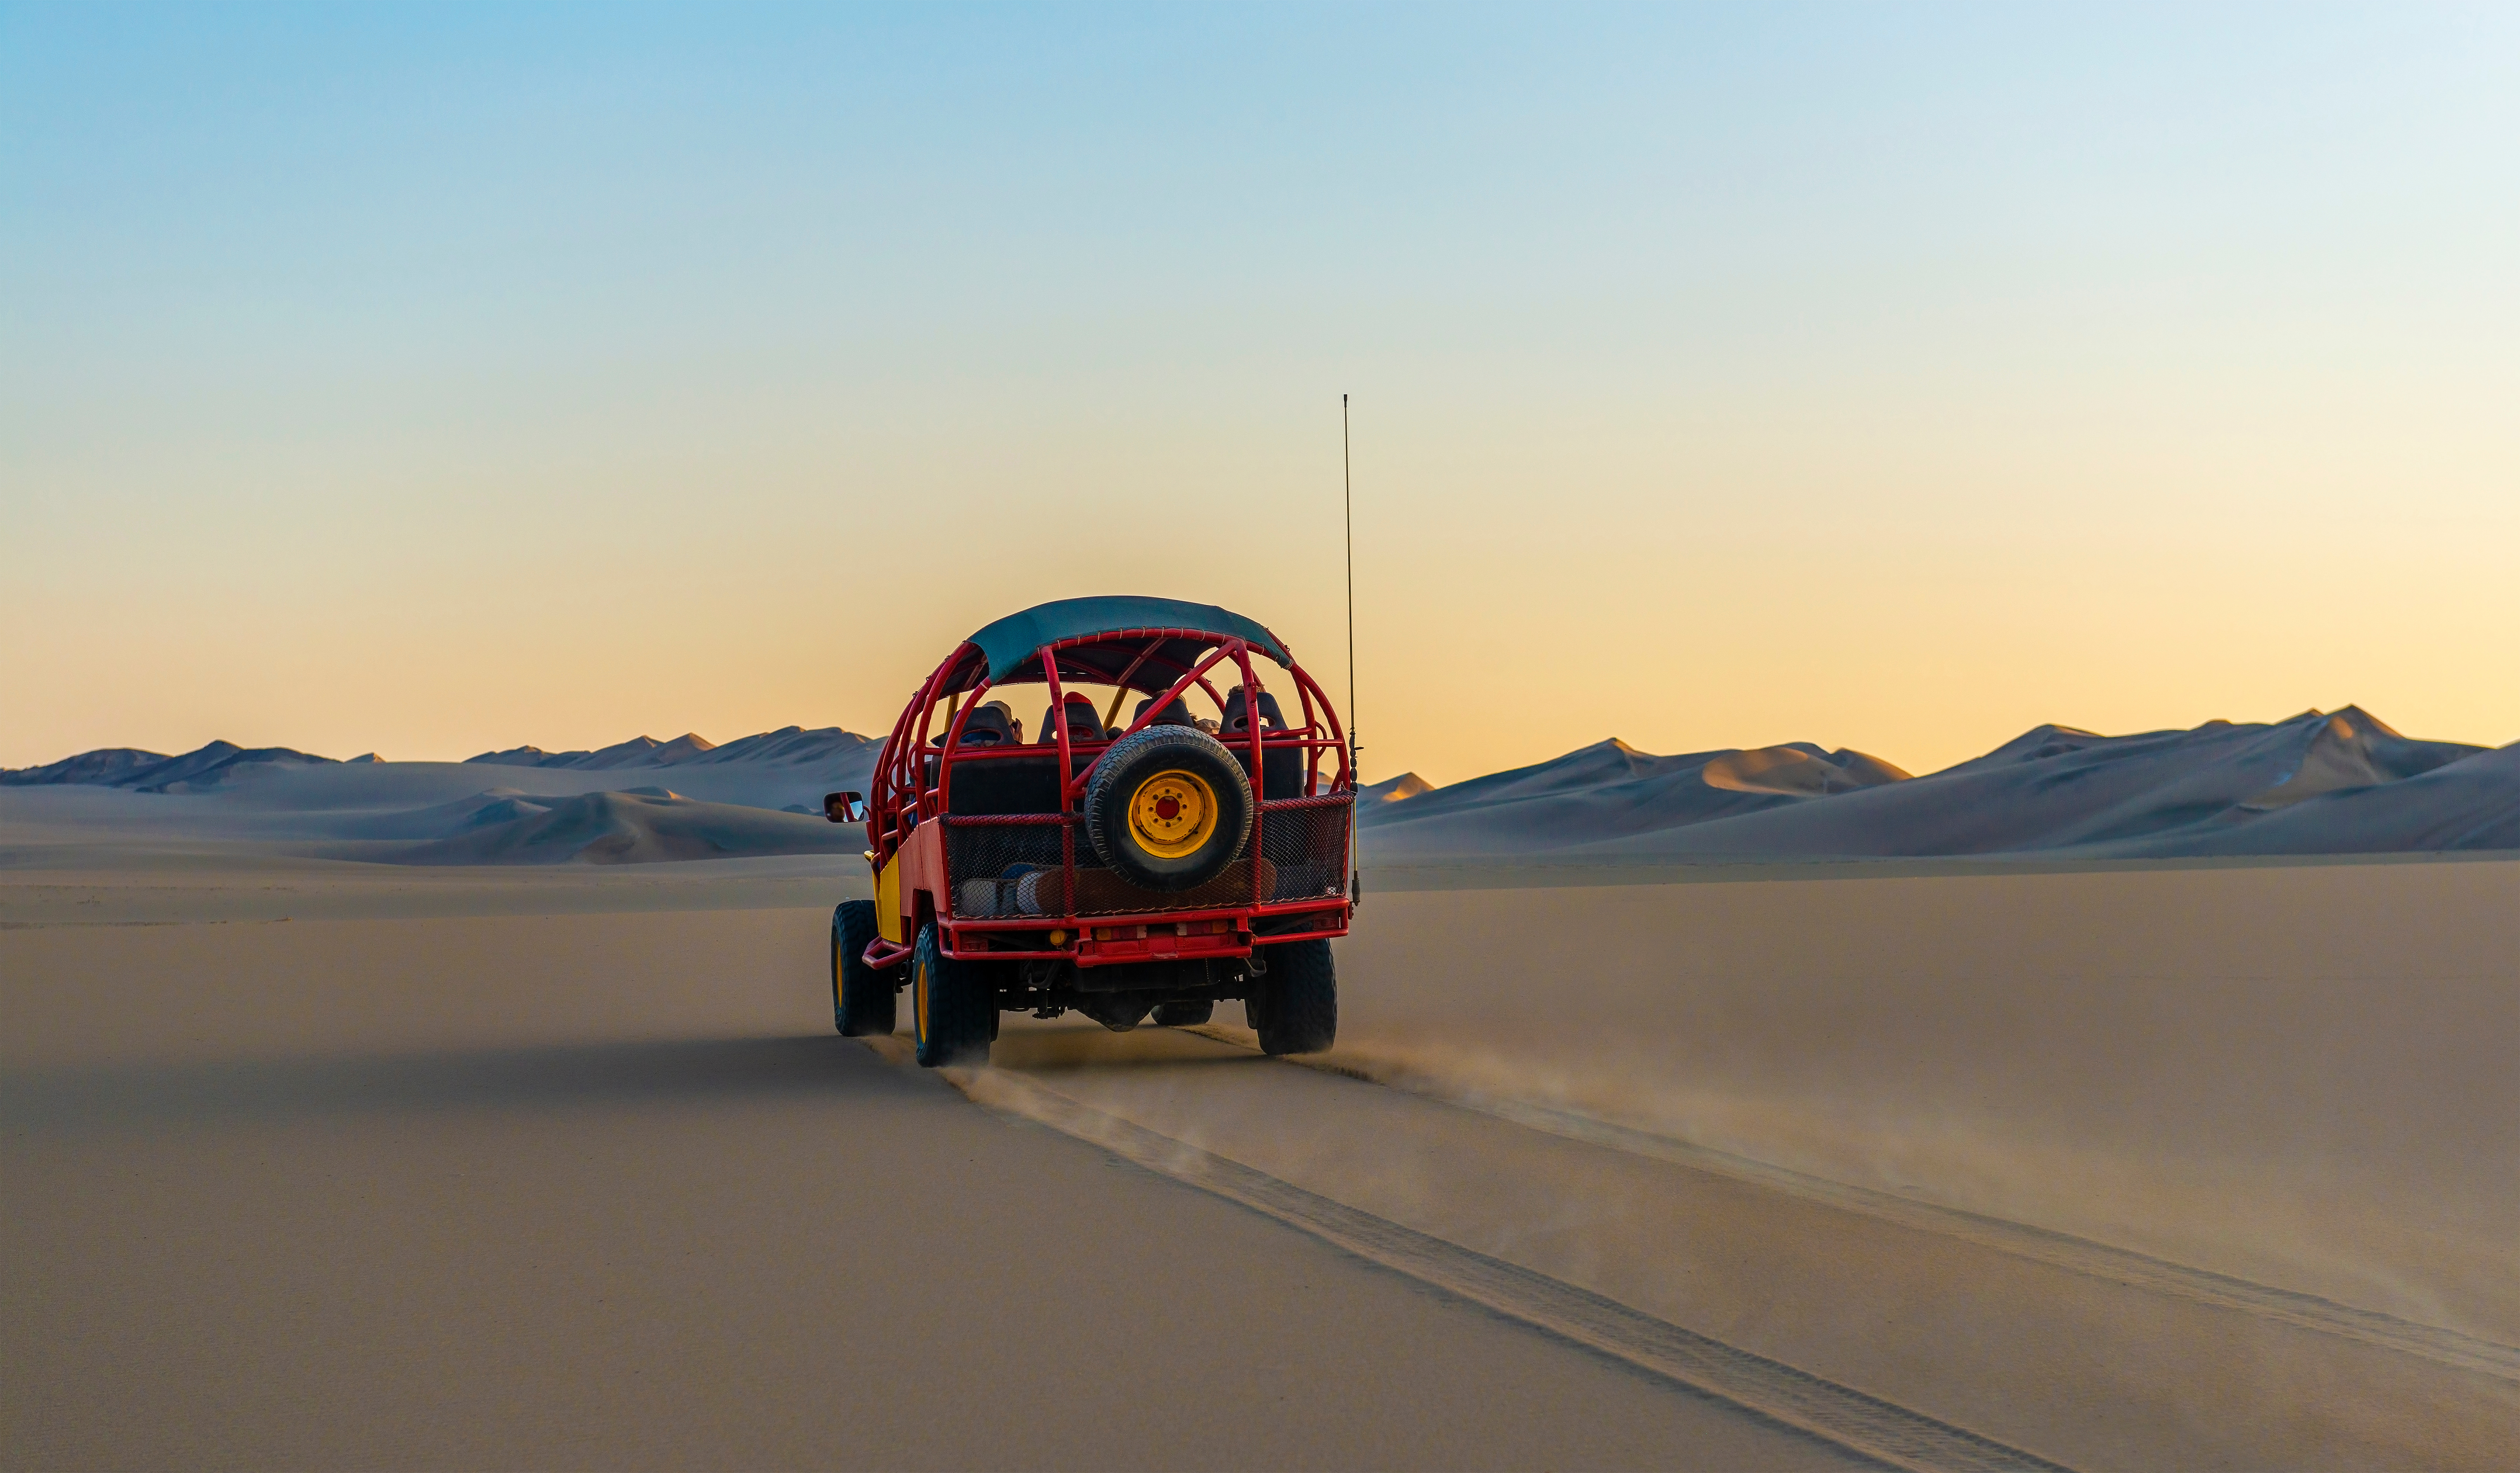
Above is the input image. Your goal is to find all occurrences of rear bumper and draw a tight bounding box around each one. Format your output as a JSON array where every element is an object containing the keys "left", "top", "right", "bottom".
[
  {"left": 863, "top": 898, "right": 1349, "bottom": 970},
  {"left": 958, "top": 896, "right": 1349, "bottom": 965}
]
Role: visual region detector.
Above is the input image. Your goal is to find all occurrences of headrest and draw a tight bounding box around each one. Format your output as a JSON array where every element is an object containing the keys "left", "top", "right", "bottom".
[
  {"left": 1222, "top": 686, "right": 1287, "bottom": 731},
  {"left": 1040, "top": 696, "right": 1106, "bottom": 744},
  {"left": 956, "top": 701, "right": 1019, "bottom": 746},
  {"left": 1131, "top": 696, "right": 1194, "bottom": 729}
]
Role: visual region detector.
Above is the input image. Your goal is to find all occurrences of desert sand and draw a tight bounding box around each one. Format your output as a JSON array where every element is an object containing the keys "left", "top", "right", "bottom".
[
  {"left": 7, "top": 838, "right": 2515, "bottom": 1470},
  {"left": 2, "top": 862, "right": 1856, "bottom": 1472}
]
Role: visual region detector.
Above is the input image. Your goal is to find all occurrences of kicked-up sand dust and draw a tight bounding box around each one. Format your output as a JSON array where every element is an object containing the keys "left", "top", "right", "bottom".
[{"left": 1336, "top": 858, "right": 2520, "bottom": 1346}]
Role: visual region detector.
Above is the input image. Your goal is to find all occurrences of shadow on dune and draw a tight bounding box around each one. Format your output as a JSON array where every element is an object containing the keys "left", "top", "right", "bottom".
[{"left": 2, "top": 1034, "right": 912, "bottom": 1131}]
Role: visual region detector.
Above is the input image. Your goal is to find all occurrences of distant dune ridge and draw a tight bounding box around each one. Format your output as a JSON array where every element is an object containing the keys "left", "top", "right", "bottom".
[
  {"left": 462, "top": 726, "right": 873, "bottom": 771},
  {"left": 1366, "top": 707, "right": 2516, "bottom": 860},
  {"left": 0, "top": 740, "right": 337, "bottom": 793},
  {"left": 3, "top": 708, "right": 2511, "bottom": 863},
  {"left": 1359, "top": 739, "right": 1913, "bottom": 855},
  {"left": 0, "top": 747, "right": 175, "bottom": 787},
  {"left": 0, "top": 725, "right": 882, "bottom": 867}
]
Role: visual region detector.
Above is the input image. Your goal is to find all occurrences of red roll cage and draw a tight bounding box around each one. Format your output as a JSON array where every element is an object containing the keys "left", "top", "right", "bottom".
[{"left": 860, "top": 625, "right": 1355, "bottom": 971}]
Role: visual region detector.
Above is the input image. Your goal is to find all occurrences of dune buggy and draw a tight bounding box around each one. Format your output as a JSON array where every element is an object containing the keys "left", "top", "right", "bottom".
[{"left": 825, "top": 595, "right": 1355, "bottom": 1067}]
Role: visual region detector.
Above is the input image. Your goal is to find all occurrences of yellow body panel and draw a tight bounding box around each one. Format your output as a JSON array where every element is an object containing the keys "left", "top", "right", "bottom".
[{"left": 876, "top": 853, "right": 904, "bottom": 944}]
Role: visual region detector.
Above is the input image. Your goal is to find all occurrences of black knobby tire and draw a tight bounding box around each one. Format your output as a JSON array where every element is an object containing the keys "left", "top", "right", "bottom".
[
  {"left": 1250, "top": 939, "right": 1336, "bottom": 1056},
  {"left": 1082, "top": 725, "right": 1253, "bottom": 893},
  {"left": 1151, "top": 998, "right": 1214, "bottom": 1027},
  {"left": 831, "top": 900, "right": 898, "bottom": 1037},
  {"left": 910, "top": 922, "right": 993, "bottom": 1067}
]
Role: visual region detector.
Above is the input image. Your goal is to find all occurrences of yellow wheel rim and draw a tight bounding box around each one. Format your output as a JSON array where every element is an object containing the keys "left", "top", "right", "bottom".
[
  {"left": 1129, "top": 768, "right": 1218, "bottom": 859},
  {"left": 914, "top": 957, "right": 930, "bottom": 1041}
]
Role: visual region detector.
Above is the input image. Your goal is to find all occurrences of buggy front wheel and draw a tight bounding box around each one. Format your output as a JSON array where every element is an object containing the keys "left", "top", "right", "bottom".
[
  {"left": 911, "top": 923, "right": 993, "bottom": 1067},
  {"left": 831, "top": 900, "right": 898, "bottom": 1037}
]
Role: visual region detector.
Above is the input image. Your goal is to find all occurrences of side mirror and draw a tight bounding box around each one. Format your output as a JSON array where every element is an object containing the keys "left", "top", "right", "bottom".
[{"left": 823, "top": 791, "right": 867, "bottom": 824}]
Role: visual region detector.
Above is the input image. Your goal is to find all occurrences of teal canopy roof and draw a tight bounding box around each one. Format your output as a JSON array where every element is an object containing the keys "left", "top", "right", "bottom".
[{"left": 966, "top": 596, "right": 1291, "bottom": 686}]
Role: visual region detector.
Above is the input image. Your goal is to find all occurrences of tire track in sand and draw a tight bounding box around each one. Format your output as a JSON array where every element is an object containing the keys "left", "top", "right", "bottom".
[
  {"left": 1178, "top": 1025, "right": 2520, "bottom": 1384},
  {"left": 907, "top": 1046, "right": 2075, "bottom": 1473}
]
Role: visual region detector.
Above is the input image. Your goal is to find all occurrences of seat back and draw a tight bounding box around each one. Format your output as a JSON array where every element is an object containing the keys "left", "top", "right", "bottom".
[
  {"left": 1131, "top": 696, "right": 1194, "bottom": 728},
  {"left": 962, "top": 701, "right": 1019, "bottom": 745},
  {"left": 1222, "top": 687, "right": 1302, "bottom": 796},
  {"left": 1040, "top": 696, "right": 1106, "bottom": 744},
  {"left": 1221, "top": 686, "right": 1287, "bottom": 733}
]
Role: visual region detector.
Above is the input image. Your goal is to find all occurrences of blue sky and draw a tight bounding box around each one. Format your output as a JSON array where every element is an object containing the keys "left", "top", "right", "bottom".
[{"left": 5, "top": 4, "right": 2515, "bottom": 777}]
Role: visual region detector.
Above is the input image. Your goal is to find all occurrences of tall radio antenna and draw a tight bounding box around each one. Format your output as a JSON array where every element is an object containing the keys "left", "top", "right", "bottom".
[
  {"left": 1342, "top": 392, "right": 1362, "bottom": 905},
  {"left": 1342, "top": 392, "right": 1358, "bottom": 784}
]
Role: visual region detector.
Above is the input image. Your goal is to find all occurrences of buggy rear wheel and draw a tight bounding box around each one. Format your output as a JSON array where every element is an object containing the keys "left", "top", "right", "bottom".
[
  {"left": 911, "top": 922, "right": 993, "bottom": 1067},
  {"left": 831, "top": 900, "right": 897, "bottom": 1037},
  {"left": 1248, "top": 939, "right": 1336, "bottom": 1056}
]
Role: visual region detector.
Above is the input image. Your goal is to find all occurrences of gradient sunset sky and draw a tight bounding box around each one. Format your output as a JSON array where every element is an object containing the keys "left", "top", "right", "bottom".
[{"left": 6, "top": 4, "right": 2514, "bottom": 784}]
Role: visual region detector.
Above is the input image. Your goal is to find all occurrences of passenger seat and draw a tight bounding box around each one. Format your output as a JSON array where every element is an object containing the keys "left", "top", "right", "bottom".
[
  {"left": 1221, "top": 686, "right": 1287, "bottom": 732},
  {"left": 1040, "top": 696, "right": 1107, "bottom": 744},
  {"left": 1222, "top": 686, "right": 1302, "bottom": 799},
  {"left": 956, "top": 701, "right": 1019, "bottom": 746}
]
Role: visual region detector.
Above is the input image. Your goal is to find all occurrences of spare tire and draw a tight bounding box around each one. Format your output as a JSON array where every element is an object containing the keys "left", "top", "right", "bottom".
[{"left": 1083, "top": 724, "right": 1253, "bottom": 892}]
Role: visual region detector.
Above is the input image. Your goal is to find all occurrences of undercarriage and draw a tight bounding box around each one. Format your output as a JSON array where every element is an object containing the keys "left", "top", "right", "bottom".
[{"left": 1001, "top": 953, "right": 1263, "bottom": 1031}]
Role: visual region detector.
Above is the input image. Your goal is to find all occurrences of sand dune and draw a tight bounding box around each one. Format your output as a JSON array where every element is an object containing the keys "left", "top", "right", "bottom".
[
  {"left": 1367, "top": 708, "right": 2508, "bottom": 861},
  {"left": 403, "top": 789, "right": 851, "bottom": 865},
  {"left": 0, "top": 766, "right": 880, "bottom": 870},
  {"left": 0, "top": 779, "right": 856, "bottom": 869},
  {"left": 0, "top": 747, "right": 172, "bottom": 787},
  {"left": 467, "top": 732, "right": 718, "bottom": 768},
  {"left": 0, "top": 722, "right": 885, "bottom": 868},
  {"left": 1364, "top": 738, "right": 1909, "bottom": 855},
  {"left": 312, "top": 786, "right": 566, "bottom": 841},
  {"left": 1358, "top": 771, "right": 1432, "bottom": 803},
  {"left": 1700, "top": 744, "right": 1913, "bottom": 796},
  {"left": 2157, "top": 740, "right": 2520, "bottom": 855},
  {"left": 683, "top": 725, "right": 882, "bottom": 767},
  {"left": 0, "top": 739, "right": 337, "bottom": 793},
  {"left": 463, "top": 725, "right": 875, "bottom": 770}
]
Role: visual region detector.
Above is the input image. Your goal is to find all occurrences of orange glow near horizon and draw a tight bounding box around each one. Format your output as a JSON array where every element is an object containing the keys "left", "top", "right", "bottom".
[{"left": 9, "top": 388, "right": 2514, "bottom": 784}]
